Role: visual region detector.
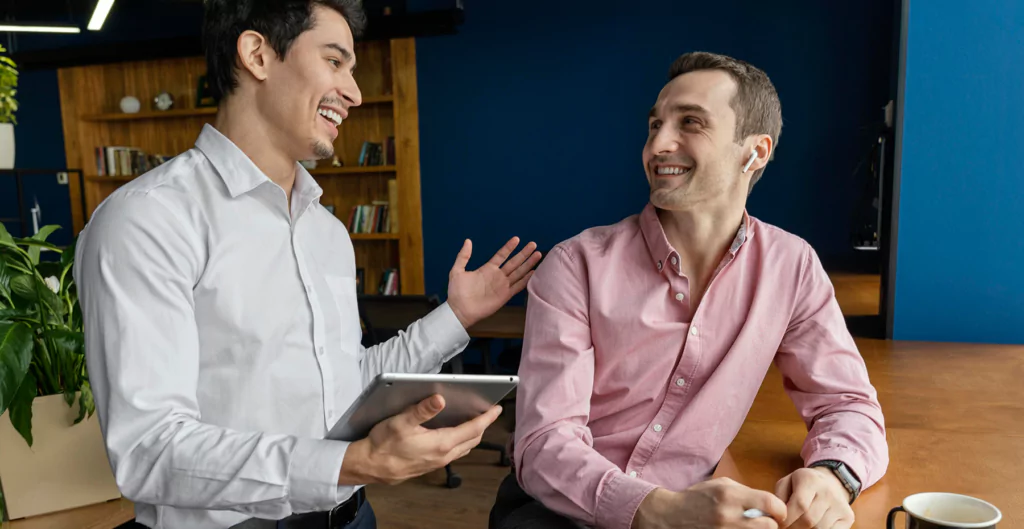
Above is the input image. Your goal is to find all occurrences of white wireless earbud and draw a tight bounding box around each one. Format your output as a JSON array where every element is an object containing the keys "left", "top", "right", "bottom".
[{"left": 742, "top": 149, "right": 758, "bottom": 173}]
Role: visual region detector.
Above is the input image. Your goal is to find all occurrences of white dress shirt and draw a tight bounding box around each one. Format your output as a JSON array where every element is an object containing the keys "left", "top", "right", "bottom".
[{"left": 74, "top": 124, "right": 470, "bottom": 529}]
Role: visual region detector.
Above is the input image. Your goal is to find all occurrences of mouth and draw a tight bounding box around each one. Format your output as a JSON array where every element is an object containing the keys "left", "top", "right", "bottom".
[
  {"left": 316, "top": 104, "right": 346, "bottom": 136},
  {"left": 651, "top": 164, "right": 693, "bottom": 178}
]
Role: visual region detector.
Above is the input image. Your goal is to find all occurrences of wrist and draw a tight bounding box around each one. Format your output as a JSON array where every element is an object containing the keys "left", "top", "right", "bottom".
[
  {"left": 810, "top": 466, "right": 852, "bottom": 503},
  {"left": 632, "top": 488, "right": 672, "bottom": 529},
  {"left": 447, "top": 300, "right": 474, "bottom": 329},
  {"left": 338, "top": 439, "right": 380, "bottom": 486}
]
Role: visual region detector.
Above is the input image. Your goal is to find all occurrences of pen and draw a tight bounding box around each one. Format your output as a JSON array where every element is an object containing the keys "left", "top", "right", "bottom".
[{"left": 743, "top": 508, "right": 767, "bottom": 519}]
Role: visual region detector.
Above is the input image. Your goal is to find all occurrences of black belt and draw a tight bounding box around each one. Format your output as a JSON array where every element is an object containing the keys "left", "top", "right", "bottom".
[{"left": 279, "top": 489, "right": 366, "bottom": 529}]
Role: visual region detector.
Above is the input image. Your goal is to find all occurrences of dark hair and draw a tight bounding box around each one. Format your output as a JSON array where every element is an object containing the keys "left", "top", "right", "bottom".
[
  {"left": 203, "top": 0, "right": 367, "bottom": 102},
  {"left": 668, "top": 51, "right": 782, "bottom": 192}
]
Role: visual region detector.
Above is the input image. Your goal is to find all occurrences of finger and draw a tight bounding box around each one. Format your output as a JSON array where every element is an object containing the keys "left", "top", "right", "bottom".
[
  {"left": 507, "top": 248, "right": 542, "bottom": 284},
  {"left": 433, "top": 404, "right": 502, "bottom": 447},
  {"left": 508, "top": 270, "right": 536, "bottom": 297},
  {"left": 783, "top": 487, "right": 815, "bottom": 527},
  {"left": 451, "top": 239, "right": 472, "bottom": 272},
  {"left": 397, "top": 394, "right": 446, "bottom": 428},
  {"left": 500, "top": 241, "right": 538, "bottom": 275},
  {"left": 791, "top": 494, "right": 828, "bottom": 529},
  {"left": 487, "top": 237, "right": 521, "bottom": 267},
  {"left": 775, "top": 475, "right": 793, "bottom": 502},
  {"left": 445, "top": 432, "right": 485, "bottom": 462},
  {"left": 833, "top": 510, "right": 855, "bottom": 529},
  {"left": 750, "top": 518, "right": 780, "bottom": 529},
  {"left": 815, "top": 506, "right": 843, "bottom": 529},
  {"left": 743, "top": 489, "right": 788, "bottom": 525}
]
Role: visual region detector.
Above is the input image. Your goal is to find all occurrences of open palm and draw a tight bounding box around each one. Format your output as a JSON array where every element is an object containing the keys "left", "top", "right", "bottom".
[{"left": 447, "top": 237, "right": 542, "bottom": 329}]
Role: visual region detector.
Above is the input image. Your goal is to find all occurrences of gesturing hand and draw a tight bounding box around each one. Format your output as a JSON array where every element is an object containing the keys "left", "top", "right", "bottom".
[
  {"left": 774, "top": 468, "right": 854, "bottom": 529},
  {"left": 447, "top": 237, "right": 542, "bottom": 328}
]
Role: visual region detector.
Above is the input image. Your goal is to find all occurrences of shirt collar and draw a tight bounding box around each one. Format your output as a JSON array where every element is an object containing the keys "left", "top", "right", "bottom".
[
  {"left": 194, "top": 123, "right": 323, "bottom": 209},
  {"left": 640, "top": 202, "right": 753, "bottom": 275}
]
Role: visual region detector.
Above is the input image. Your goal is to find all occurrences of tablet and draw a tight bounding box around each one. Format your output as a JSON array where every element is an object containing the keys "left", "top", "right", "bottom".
[{"left": 326, "top": 373, "right": 519, "bottom": 441}]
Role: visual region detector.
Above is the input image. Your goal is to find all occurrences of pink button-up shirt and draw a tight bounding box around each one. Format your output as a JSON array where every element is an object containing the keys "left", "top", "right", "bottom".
[{"left": 513, "top": 203, "right": 888, "bottom": 529}]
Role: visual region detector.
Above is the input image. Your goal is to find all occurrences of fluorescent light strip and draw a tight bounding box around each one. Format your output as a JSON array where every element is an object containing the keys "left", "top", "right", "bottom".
[
  {"left": 88, "top": 0, "right": 116, "bottom": 31},
  {"left": 0, "top": 25, "right": 81, "bottom": 34}
]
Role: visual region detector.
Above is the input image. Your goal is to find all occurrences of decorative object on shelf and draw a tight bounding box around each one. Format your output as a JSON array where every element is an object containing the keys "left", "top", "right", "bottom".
[
  {"left": 118, "top": 96, "right": 140, "bottom": 114},
  {"left": 0, "top": 44, "right": 18, "bottom": 170},
  {"left": 0, "top": 225, "right": 121, "bottom": 521},
  {"left": 299, "top": 159, "right": 317, "bottom": 169},
  {"left": 153, "top": 91, "right": 175, "bottom": 111},
  {"left": 332, "top": 155, "right": 342, "bottom": 167},
  {"left": 195, "top": 75, "right": 215, "bottom": 108}
]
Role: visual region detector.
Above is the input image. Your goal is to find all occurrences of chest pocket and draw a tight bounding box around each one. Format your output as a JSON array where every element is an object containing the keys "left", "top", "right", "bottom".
[{"left": 324, "top": 275, "right": 363, "bottom": 356}]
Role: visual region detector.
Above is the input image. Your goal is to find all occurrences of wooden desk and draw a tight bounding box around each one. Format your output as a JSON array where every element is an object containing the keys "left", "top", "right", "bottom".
[
  {"left": 717, "top": 339, "right": 1024, "bottom": 528},
  {"left": 3, "top": 498, "right": 133, "bottom": 529},
  {"left": 467, "top": 305, "right": 525, "bottom": 339}
]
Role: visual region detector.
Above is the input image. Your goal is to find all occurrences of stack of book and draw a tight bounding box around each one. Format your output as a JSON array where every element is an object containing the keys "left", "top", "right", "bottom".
[
  {"left": 95, "top": 146, "right": 170, "bottom": 177},
  {"left": 357, "top": 137, "right": 396, "bottom": 166},
  {"left": 378, "top": 268, "right": 400, "bottom": 295},
  {"left": 346, "top": 201, "right": 391, "bottom": 233}
]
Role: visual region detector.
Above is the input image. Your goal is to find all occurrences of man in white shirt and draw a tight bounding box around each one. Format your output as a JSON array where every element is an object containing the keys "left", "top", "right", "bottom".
[{"left": 73, "top": 1, "right": 541, "bottom": 528}]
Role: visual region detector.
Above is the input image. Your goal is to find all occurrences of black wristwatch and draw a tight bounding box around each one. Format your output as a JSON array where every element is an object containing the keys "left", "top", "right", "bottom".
[{"left": 809, "top": 460, "right": 861, "bottom": 504}]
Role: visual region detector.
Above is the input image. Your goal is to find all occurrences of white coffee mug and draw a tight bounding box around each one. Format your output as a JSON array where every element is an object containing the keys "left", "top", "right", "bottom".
[{"left": 888, "top": 492, "right": 1002, "bottom": 529}]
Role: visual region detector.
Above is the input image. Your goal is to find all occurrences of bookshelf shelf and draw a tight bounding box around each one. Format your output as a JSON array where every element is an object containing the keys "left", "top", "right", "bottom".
[
  {"left": 80, "top": 95, "right": 394, "bottom": 122},
  {"left": 60, "top": 40, "right": 426, "bottom": 295},
  {"left": 350, "top": 233, "right": 400, "bottom": 241}
]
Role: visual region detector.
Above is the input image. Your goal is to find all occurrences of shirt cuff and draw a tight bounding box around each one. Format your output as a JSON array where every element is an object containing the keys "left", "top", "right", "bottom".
[
  {"left": 423, "top": 301, "right": 471, "bottom": 362},
  {"left": 288, "top": 437, "right": 350, "bottom": 512},
  {"left": 594, "top": 471, "right": 658, "bottom": 529}
]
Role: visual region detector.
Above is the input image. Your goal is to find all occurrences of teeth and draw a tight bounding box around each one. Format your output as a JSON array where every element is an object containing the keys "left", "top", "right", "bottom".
[
  {"left": 656, "top": 166, "right": 690, "bottom": 175},
  {"left": 318, "top": 107, "right": 343, "bottom": 126}
]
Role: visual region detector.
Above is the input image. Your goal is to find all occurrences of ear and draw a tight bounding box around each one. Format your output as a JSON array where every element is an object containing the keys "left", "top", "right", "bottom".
[
  {"left": 236, "top": 30, "right": 273, "bottom": 84},
  {"left": 745, "top": 134, "right": 774, "bottom": 173}
]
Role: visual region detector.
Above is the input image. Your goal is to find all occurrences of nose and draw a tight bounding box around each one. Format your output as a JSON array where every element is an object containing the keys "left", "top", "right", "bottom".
[
  {"left": 340, "top": 75, "right": 362, "bottom": 108},
  {"left": 648, "top": 127, "right": 679, "bottom": 156}
]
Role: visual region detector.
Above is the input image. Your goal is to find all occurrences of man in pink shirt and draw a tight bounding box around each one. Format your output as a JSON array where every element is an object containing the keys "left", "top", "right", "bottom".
[{"left": 489, "top": 52, "right": 888, "bottom": 529}]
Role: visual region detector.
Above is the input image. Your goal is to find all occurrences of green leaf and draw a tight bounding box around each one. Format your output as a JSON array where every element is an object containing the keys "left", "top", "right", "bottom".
[
  {"left": 74, "top": 380, "right": 94, "bottom": 425},
  {"left": 0, "top": 307, "right": 31, "bottom": 320},
  {"left": 25, "top": 226, "right": 60, "bottom": 265},
  {"left": 0, "top": 259, "right": 11, "bottom": 301},
  {"left": 61, "top": 237, "right": 77, "bottom": 271},
  {"left": 0, "top": 322, "right": 32, "bottom": 416},
  {"left": 44, "top": 328, "right": 84, "bottom": 356},
  {"left": 9, "top": 274, "right": 36, "bottom": 302},
  {"left": 9, "top": 371, "right": 35, "bottom": 447},
  {"left": 0, "top": 223, "right": 13, "bottom": 247}
]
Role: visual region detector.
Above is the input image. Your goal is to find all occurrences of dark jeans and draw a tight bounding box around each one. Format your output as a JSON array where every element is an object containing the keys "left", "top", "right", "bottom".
[
  {"left": 115, "top": 501, "right": 376, "bottom": 529},
  {"left": 489, "top": 472, "right": 580, "bottom": 529}
]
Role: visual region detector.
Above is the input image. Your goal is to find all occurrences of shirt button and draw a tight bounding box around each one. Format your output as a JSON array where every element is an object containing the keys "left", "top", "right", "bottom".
[
  {"left": 670, "top": 256, "right": 678, "bottom": 266},
  {"left": 676, "top": 377, "right": 686, "bottom": 387},
  {"left": 675, "top": 293, "right": 685, "bottom": 301},
  {"left": 629, "top": 471, "right": 638, "bottom": 478},
  {"left": 656, "top": 260, "right": 663, "bottom": 271},
  {"left": 690, "top": 326, "right": 698, "bottom": 336},
  {"left": 653, "top": 424, "right": 663, "bottom": 432}
]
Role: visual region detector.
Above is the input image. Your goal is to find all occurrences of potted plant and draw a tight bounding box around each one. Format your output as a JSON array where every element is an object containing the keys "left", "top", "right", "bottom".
[
  {"left": 0, "top": 44, "right": 16, "bottom": 168},
  {"left": 0, "top": 224, "right": 120, "bottom": 521}
]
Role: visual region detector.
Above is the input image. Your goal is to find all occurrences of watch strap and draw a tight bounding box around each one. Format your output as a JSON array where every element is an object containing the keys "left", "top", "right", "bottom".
[{"left": 809, "top": 460, "right": 861, "bottom": 504}]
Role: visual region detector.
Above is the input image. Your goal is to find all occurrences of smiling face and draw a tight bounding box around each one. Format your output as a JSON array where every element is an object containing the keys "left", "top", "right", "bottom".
[
  {"left": 257, "top": 4, "right": 362, "bottom": 161},
  {"left": 643, "top": 69, "right": 752, "bottom": 212}
]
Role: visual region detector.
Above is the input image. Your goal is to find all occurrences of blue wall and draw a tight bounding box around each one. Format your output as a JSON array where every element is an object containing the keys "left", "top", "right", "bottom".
[
  {"left": 416, "top": 0, "right": 895, "bottom": 298},
  {"left": 893, "top": 0, "right": 1024, "bottom": 343}
]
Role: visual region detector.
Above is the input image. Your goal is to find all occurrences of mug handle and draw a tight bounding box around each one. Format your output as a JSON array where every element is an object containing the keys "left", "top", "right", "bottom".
[{"left": 887, "top": 506, "right": 906, "bottom": 529}]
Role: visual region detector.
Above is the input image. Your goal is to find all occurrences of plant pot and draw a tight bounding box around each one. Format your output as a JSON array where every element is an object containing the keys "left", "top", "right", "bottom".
[
  {"left": 0, "top": 122, "right": 13, "bottom": 169},
  {"left": 0, "top": 393, "right": 121, "bottom": 520}
]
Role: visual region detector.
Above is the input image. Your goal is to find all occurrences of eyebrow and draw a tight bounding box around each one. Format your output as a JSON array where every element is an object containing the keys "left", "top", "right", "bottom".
[
  {"left": 649, "top": 104, "right": 711, "bottom": 119},
  {"left": 324, "top": 43, "right": 355, "bottom": 67}
]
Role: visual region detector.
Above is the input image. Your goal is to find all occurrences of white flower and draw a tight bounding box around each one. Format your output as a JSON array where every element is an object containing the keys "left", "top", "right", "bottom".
[{"left": 45, "top": 276, "right": 60, "bottom": 293}]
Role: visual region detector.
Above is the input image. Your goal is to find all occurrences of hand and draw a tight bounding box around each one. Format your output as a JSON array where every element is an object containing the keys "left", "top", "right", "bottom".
[
  {"left": 447, "top": 237, "right": 542, "bottom": 328},
  {"left": 633, "top": 478, "right": 787, "bottom": 529},
  {"left": 774, "top": 468, "right": 854, "bottom": 529},
  {"left": 338, "top": 394, "right": 502, "bottom": 486}
]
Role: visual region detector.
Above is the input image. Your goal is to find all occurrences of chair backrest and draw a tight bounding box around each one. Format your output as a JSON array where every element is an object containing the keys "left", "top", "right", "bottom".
[{"left": 358, "top": 294, "right": 440, "bottom": 346}]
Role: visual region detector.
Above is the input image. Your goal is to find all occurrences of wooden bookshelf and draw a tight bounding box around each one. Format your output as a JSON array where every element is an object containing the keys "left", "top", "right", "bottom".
[{"left": 56, "top": 39, "right": 425, "bottom": 294}]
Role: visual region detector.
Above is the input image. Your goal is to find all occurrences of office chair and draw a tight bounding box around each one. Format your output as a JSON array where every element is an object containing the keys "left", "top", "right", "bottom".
[{"left": 357, "top": 294, "right": 510, "bottom": 489}]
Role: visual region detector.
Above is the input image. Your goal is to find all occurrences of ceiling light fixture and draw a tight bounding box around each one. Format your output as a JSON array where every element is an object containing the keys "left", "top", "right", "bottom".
[
  {"left": 0, "top": 24, "right": 81, "bottom": 34},
  {"left": 87, "top": 0, "right": 116, "bottom": 31}
]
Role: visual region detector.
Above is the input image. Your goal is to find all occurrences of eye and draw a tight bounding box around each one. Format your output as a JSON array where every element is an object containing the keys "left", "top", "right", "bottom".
[
  {"left": 328, "top": 58, "right": 341, "bottom": 68},
  {"left": 649, "top": 120, "right": 661, "bottom": 132},
  {"left": 682, "top": 117, "right": 700, "bottom": 127}
]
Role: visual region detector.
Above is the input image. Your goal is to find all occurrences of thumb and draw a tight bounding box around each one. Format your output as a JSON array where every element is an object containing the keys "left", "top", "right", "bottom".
[
  {"left": 402, "top": 394, "right": 445, "bottom": 427},
  {"left": 451, "top": 239, "right": 472, "bottom": 273},
  {"left": 774, "top": 475, "right": 793, "bottom": 502},
  {"left": 754, "top": 489, "right": 789, "bottom": 525}
]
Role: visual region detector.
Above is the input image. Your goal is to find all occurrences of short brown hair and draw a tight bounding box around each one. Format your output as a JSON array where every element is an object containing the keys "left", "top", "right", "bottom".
[{"left": 668, "top": 51, "right": 782, "bottom": 191}]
